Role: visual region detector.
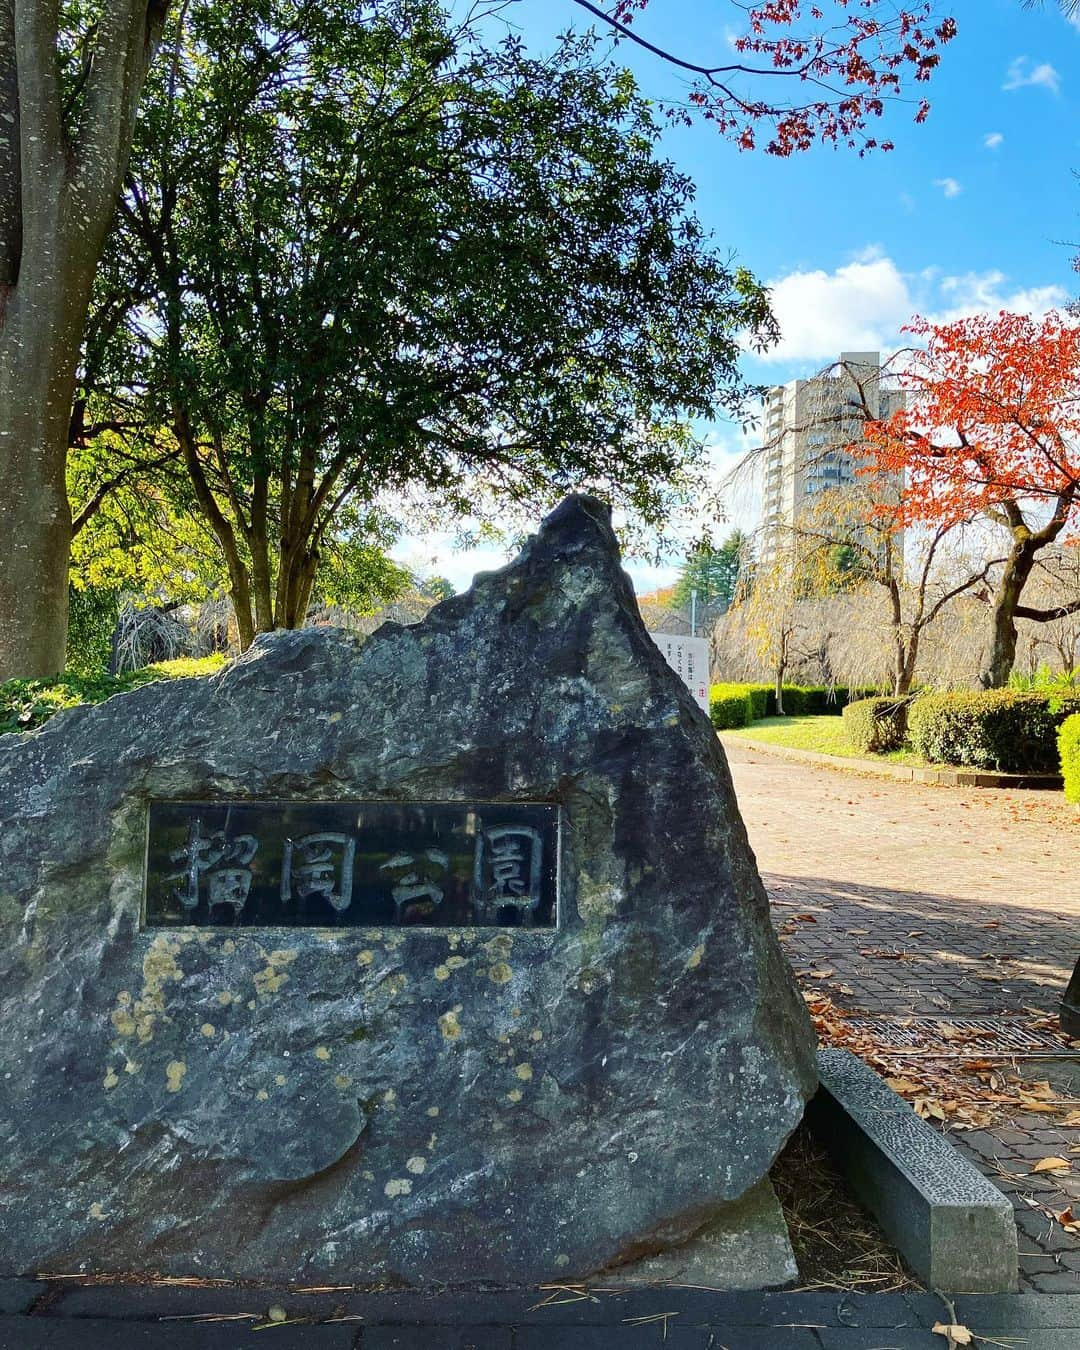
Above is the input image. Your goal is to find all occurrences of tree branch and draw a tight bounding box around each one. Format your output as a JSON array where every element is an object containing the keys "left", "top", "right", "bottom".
[
  {"left": 1014, "top": 597, "right": 1080, "bottom": 623},
  {"left": 75, "top": 0, "right": 171, "bottom": 222},
  {"left": 70, "top": 447, "right": 180, "bottom": 536},
  {"left": 12, "top": 0, "right": 65, "bottom": 187}
]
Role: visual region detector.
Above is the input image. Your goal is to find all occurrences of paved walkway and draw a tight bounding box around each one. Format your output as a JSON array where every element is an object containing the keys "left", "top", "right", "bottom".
[
  {"left": 723, "top": 737, "right": 1080, "bottom": 1295},
  {"left": 4, "top": 1283, "right": 1080, "bottom": 1349}
]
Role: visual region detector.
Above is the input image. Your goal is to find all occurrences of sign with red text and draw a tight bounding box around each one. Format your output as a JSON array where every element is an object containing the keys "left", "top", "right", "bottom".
[{"left": 647, "top": 633, "right": 710, "bottom": 715}]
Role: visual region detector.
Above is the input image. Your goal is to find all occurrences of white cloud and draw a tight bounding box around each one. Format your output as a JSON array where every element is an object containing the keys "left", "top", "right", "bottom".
[
  {"left": 929, "top": 271, "right": 1069, "bottom": 325},
  {"left": 758, "top": 251, "right": 915, "bottom": 363},
  {"left": 756, "top": 249, "right": 1069, "bottom": 366},
  {"left": 393, "top": 534, "right": 511, "bottom": 594},
  {"left": 1003, "top": 57, "right": 1061, "bottom": 96},
  {"left": 983, "top": 132, "right": 1004, "bottom": 150},
  {"left": 934, "top": 177, "right": 963, "bottom": 198}
]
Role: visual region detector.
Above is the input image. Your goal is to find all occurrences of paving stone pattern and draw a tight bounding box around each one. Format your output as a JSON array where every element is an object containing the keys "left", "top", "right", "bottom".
[
  {"left": 3, "top": 1287, "right": 1080, "bottom": 1348},
  {"left": 724, "top": 739, "right": 1080, "bottom": 1296}
]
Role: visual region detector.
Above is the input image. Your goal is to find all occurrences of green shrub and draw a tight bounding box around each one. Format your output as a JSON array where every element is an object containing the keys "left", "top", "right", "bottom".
[
  {"left": 1009, "top": 664, "right": 1079, "bottom": 693},
  {"left": 842, "top": 696, "right": 911, "bottom": 754},
  {"left": 710, "top": 681, "right": 882, "bottom": 721},
  {"left": 66, "top": 585, "right": 121, "bottom": 677},
  {"left": 908, "top": 690, "right": 1080, "bottom": 773},
  {"left": 743, "top": 684, "right": 772, "bottom": 719},
  {"left": 710, "top": 682, "right": 770, "bottom": 721},
  {"left": 1059, "top": 714, "right": 1080, "bottom": 804},
  {"left": 0, "top": 654, "right": 227, "bottom": 737},
  {"left": 709, "top": 685, "right": 753, "bottom": 730}
]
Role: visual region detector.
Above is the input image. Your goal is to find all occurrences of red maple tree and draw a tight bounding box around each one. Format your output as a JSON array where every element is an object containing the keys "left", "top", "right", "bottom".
[
  {"left": 577, "top": 0, "right": 958, "bottom": 154},
  {"left": 862, "top": 312, "right": 1080, "bottom": 688}
]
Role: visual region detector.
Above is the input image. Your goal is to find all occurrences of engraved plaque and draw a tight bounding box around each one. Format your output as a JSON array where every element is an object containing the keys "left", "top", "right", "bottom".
[{"left": 145, "top": 800, "right": 558, "bottom": 929}]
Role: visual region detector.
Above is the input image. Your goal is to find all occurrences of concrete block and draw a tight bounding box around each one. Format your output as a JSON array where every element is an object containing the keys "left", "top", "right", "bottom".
[{"left": 812, "top": 1049, "right": 1018, "bottom": 1293}]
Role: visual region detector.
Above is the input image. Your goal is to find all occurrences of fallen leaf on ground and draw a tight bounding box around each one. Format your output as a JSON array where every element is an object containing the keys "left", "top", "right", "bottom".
[
  {"left": 932, "top": 1322, "right": 973, "bottom": 1346},
  {"left": 1032, "top": 1157, "right": 1072, "bottom": 1174}
]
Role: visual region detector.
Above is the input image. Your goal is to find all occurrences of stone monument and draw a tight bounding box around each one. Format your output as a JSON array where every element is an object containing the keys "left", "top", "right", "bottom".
[{"left": 0, "top": 495, "right": 815, "bottom": 1286}]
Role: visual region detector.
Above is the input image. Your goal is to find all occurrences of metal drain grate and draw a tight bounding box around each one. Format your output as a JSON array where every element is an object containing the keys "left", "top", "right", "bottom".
[{"left": 847, "top": 1015, "right": 1079, "bottom": 1059}]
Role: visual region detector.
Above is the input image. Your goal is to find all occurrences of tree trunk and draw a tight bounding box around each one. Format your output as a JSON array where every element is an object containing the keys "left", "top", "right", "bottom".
[
  {"left": 0, "top": 289, "right": 82, "bottom": 677},
  {"left": 0, "top": 0, "right": 172, "bottom": 679},
  {"left": 887, "top": 578, "right": 907, "bottom": 697},
  {"left": 980, "top": 541, "right": 1038, "bottom": 689},
  {"left": 0, "top": 119, "right": 97, "bottom": 679},
  {"left": 774, "top": 662, "right": 786, "bottom": 716},
  {"left": 895, "top": 634, "right": 919, "bottom": 697}
]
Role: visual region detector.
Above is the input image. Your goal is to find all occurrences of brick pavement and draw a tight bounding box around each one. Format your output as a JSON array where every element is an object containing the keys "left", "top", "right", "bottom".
[
  {"left": 4, "top": 1284, "right": 1080, "bottom": 1349},
  {"left": 723, "top": 737, "right": 1080, "bottom": 1295}
]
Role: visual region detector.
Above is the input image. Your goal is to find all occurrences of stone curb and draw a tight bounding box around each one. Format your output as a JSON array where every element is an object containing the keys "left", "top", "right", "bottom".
[
  {"left": 721, "top": 734, "right": 1063, "bottom": 790},
  {"left": 813, "top": 1049, "right": 1019, "bottom": 1294}
]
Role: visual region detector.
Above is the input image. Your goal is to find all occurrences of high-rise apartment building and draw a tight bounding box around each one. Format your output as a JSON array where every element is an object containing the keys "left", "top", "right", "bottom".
[{"left": 758, "top": 351, "right": 904, "bottom": 567}]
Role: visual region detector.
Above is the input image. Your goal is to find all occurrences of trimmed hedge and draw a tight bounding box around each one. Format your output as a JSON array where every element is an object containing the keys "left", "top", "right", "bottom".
[
  {"left": 842, "top": 696, "right": 912, "bottom": 754},
  {"left": 1060, "top": 713, "right": 1080, "bottom": 804},
  {"left": 710, "top": 682, "right": 880, "bottom": 722},
  {"left": 908, "top": 690, "right": 1080, "bottom": 773},
  {"left": 0, "top": 655, "right": 227, "bottom": 737},
  {"left": 710, "top": 685, "right": 753, "bottom": 730},
  {"left": 742, "top": 684, "right": 772, "bottom": 719}
]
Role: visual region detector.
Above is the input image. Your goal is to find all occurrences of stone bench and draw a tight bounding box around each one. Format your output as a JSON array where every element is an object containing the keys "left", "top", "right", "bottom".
[{"left": 812, "top": 1048, "right": 1018, "bottom": 1293}]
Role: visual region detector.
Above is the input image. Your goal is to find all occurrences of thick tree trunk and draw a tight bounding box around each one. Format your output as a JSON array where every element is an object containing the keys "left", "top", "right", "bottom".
[
  {"left": 980, "top": 542, "right": 1038, "bottom": 689},
  {"left": 0, "top": 316, "right": 77, "bottom": 677},
  {"left": 0, "top": 147, "right": 93, "bottom": 679},
  {"left": 0, "top": 0, "right": 171, "bottom": 679}
]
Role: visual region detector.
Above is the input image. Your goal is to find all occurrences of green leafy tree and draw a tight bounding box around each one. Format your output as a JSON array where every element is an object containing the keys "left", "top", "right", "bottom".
[
  {"left": 671, "top": 529, "right": 750, "bottom": 623},
  {"left": 0, "top": 0, "right": 958, "bottom": 677},
  {"left": 419, "top": 577, "right": 455, "bottom": 603},
  {"left": 97, "top": 0, "right": 777, "bottom": 647}
]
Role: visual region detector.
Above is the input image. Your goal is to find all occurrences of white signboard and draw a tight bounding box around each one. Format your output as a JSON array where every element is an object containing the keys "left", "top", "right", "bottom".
[{"left": 647, "top": 633, "right": 710, "bottom": 715}]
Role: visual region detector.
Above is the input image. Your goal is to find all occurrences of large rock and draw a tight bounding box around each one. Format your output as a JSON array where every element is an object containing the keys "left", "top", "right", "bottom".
[{"left": 0, "top": 495, "right": 815, "bottom": 1285}]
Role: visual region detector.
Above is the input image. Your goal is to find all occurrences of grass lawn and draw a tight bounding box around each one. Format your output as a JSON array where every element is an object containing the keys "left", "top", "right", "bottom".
[{"left": 723, "top": 715, "right": 924, "bottom": 764}]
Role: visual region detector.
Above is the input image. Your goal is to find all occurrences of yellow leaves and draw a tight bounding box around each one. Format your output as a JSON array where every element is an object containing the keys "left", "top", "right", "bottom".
[
  {"left": 1055, "top": 1206, "right": 1080, "bottom": 1234},
  {"left": 1031, "top": 1157, "right": 1072, "bottom": 1175}
]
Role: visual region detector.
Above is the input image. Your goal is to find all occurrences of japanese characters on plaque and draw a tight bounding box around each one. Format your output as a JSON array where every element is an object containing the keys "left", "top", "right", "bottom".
[
  {"left": 646, "top": 633, "right": 710, "bottom": 715},
  {"left": 144, "top": 801, "right": 558, "bottom": 929}
]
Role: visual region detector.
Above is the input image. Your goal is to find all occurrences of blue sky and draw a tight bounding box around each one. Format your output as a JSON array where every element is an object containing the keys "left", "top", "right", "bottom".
[{"left": 400, "top": 0, "right": 1080, "bottom": 592}]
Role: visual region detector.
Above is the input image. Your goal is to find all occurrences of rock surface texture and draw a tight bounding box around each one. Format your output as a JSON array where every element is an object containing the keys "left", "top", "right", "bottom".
[{"left": 0, "top": 495, "right": 815, "bottom": 1285}]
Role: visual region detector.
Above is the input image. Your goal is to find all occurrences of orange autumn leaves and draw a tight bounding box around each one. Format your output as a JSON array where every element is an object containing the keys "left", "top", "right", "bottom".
[{"left": 860, "top": 311, "right": 1080, "bottom": 536}]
